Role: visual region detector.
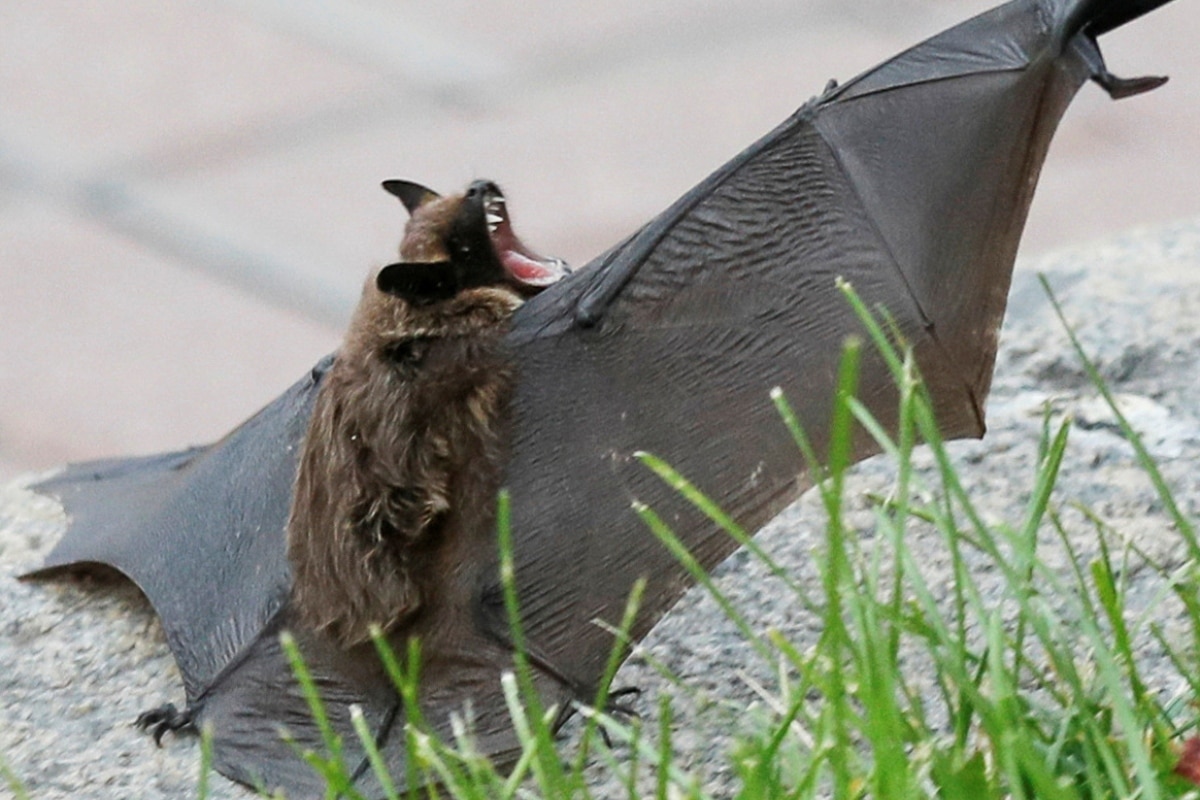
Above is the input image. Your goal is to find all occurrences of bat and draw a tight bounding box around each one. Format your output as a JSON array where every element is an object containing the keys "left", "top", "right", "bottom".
[
  {"left": 22, "top": 0, "right": 1178, "bottom": 796},
  {"left": 287, "top": 179, "right": 567, "bottom": 652}
]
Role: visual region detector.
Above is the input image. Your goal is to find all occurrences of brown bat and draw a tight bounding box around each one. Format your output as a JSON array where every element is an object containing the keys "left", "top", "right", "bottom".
[
  {"left": 289, "top": 180, "right": 565, "bottom": 649},
  {"left": 23, "top": 0, "right": 1179, "bottom": 796}
]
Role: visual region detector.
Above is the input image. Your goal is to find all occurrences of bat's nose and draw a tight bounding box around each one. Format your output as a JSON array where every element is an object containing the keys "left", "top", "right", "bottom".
[{"left": 466, "top": 180, "right": 501, "bottom": 200}]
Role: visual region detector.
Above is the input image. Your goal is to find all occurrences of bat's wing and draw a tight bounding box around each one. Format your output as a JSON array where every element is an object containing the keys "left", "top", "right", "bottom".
[
  {"left": 25, "top": 359, "right": 329, "bottom": 708},
  {"left": 497, "top": 0, "right": 1175, "bottom": 706},
  {"left": 23, "top": 355, "right": 402, "bottom": 795}
]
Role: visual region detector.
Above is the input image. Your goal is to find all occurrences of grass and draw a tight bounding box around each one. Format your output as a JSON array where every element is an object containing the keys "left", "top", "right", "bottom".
[{"left": 6, "top": 279, "right": 1200, "bottom": 799}]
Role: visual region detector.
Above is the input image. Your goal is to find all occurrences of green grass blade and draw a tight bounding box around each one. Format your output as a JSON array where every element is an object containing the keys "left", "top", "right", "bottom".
[
  {"left": 836, "top": 278, "right": 906, "bottom": 381},
  {"left": 655, "top": 693, "right": 672, "bottom": 800},
  {"left": 280, "top": 631, "right": 364, "bottom": 798},
  {"left": 632, "top": 499, "right": 771, "bottom": 661},
  {"left": 1040, "top": 274, "right": 1199, "bottom": 558},
  {"left": 349, "top": 705, "right": 399, "bottom": 800},
  {"left": 0, "top": 753, "right": 30, "bottom": 800},
  {"left": 573, "top": 577, "right": 647, "bottom": 772},
  {"left": 198, "top": 723, "right": 214, "bottom": 800},
  {"left": 495, "top": 489, "right": 568, "bottom": 794},
  {"left": 635, "top": 451, "right": 808, "bottom": 601}
]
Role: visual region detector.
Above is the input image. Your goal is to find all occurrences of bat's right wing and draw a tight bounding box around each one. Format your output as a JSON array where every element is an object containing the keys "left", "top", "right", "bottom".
[{"left": 26, "top": 356, "right": 333, "bottom": 704}]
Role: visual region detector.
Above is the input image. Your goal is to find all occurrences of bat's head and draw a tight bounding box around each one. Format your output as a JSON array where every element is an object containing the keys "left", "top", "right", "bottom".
[{"left": 377, "top": 179, "right": 569, "bottom": 307}]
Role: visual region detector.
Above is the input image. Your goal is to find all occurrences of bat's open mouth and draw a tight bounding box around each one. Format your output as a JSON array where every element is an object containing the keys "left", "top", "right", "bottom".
[{"left": 481, "top": 186, "right": 569, "bottom": 290}]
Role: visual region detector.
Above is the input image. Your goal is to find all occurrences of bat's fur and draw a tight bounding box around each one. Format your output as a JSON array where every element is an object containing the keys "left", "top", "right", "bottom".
[{"left": 288, "top": 192, "right": 523, "bottom": 648}]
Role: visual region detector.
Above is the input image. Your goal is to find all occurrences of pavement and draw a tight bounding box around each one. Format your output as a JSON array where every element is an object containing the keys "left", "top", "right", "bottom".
[{"left": 1, "top": 0, "right": 1197, "bottom": 483}]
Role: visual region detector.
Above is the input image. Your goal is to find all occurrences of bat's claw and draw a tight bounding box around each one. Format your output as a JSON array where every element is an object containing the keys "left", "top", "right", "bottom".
[
  {"left": 135, "top": 703, "right": 197, "bottom": 746},
  {"left": 1080, "top": 33, "right": 1170, "bottom": 100},
  {"left": 605, "top": 685, "right": 643, "bottom": 719},
  {"left": 1093, "top": 69, "right": 1168, "bottom": 100},
  {"left": 596, "top": 685, "right": 643, "bottom": 749}
]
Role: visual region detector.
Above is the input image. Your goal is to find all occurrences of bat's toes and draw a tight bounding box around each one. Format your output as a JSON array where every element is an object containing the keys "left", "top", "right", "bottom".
[
  {"left": 593, "top": 686, "right": 643, "bottom": 749},
  {"left": 135, "top": 703, "right": 197, "bottom": 746},
  {"left": 605, "top": 685, "right": 643, "bottom": 718}
]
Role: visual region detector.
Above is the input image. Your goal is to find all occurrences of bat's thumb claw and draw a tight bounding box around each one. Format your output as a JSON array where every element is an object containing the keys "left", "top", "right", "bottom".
[
  {"left": 1094, "top": 70, "right": 1169, "bottom": 99},
  {"left": 1079, "top": 30, "right": 1170, "bottom": 100}
]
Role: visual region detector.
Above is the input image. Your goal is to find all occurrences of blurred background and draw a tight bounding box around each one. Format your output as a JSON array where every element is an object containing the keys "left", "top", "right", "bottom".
[{"left": 0, "top": 0, "right": 1196, "bottom": 482}]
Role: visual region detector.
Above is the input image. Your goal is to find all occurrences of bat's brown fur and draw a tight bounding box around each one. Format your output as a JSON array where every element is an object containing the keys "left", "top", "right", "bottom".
[{"left": 288, "top": 192, "right": 523, "bottom": 648}]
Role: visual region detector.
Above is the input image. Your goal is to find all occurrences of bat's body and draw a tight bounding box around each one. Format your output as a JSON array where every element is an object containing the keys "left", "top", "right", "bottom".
[
  {"left": 287, "top": 180, "right": 564, "bottom": 650},
  {"left": 23, "top": 0, "right": 1180, "bottom": 796}
]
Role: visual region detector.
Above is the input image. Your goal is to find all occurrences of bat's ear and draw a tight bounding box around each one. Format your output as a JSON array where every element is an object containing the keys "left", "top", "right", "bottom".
[
  {"left": 381, "top": 180, "right": 441, "bottom": 215},
  {"left": 376, "top": 261, "right": 458, "bottom": 305}
]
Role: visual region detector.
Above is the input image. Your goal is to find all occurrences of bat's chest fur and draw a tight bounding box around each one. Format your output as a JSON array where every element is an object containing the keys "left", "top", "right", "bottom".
[{"left": 287, "top": 323, "right": 514, "bottom": 649}]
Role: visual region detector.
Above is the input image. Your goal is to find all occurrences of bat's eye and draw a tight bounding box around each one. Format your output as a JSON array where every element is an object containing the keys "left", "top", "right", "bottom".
[{"left": 441, "top": 229, "right": 471, "bottom": 258}]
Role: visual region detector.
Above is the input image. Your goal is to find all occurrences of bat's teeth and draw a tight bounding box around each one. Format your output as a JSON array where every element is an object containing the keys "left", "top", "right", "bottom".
[{"left": 486, "top": 212, "right": 504, "bottom": 227}]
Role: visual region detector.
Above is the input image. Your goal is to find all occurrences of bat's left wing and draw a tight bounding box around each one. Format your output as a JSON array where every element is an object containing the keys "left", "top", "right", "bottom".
[{"left": 492, "top": 0, "right": 1176, "bottom": 714}]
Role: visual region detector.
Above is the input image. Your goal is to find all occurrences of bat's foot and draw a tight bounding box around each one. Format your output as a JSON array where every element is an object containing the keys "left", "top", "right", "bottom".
[
  {"left": 605, "top": 685, "right": 642, "bottom": 720},
  {"left": 135, "top": 703, "right": 197, "bottom": 746},
  {"left": 598, "top": 686, "right": 642, "bottom": 748}
]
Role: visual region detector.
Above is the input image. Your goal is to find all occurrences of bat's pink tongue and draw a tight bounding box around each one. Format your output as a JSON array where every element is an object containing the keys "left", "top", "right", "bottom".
[
  {"left": 500, "top": 249, "right": 567, "bottom": 287},
  {"left": 486, "top": 194, "right": 569, "bottom": 290}
]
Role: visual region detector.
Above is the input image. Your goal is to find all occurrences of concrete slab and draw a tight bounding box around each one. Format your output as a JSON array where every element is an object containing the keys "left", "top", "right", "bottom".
[{"left": 0, "top": 0, "right": 385, "bottom": 170}]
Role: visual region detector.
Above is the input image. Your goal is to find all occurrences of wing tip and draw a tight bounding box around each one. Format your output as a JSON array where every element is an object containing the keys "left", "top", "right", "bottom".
[{"left": 1060, "top": 0, "right": 1175, "bottom": 101}]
